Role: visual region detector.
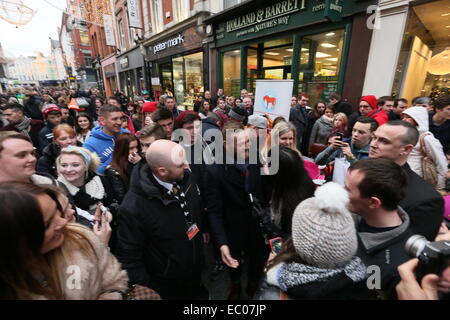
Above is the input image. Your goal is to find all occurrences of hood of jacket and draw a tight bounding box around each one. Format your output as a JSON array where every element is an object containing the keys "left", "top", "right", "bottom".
[
  {"left": 43, "top": 142, "right": 61, "bottom": 161},
  {"left": 355, "top": 206, "right": 410, "bottom": 251},
  {"left": 318, "top": 115, "right": 334, "bottom": 127},
  {"left": 402, "top": 106, "right": 429, "bottom": 133},
  {"left": 89, "top": 126, "right": 128, "bottom": 141}
]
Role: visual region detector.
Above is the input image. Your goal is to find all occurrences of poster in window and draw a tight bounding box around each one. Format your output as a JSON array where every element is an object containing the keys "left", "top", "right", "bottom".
[{"left": 254, "top": 80, "right": 294, "bottom": 120}]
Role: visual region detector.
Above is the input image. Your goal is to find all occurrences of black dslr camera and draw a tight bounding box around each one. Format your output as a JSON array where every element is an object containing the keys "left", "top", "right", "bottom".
[{"left": 405, "top": 234, "right": 450, "bottom": 280}]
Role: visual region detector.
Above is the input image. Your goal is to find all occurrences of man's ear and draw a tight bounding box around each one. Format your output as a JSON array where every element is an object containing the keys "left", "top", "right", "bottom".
[
  {"left": 156, "top": 167, "right": 167, "bottom": 178},
  {"left": 401, "top": 144, "right": 414, "bottom": 157},
  {"left": 368, "top": 196, "right": 382, "bottom": 209},
  {"left": 98, "top": 115, "right": 105, "bottom": 123}
]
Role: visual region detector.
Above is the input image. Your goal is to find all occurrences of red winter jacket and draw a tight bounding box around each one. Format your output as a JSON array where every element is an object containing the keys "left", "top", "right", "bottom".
[{"left": 367, "top": 108, "right": 388, "bottom": 126}]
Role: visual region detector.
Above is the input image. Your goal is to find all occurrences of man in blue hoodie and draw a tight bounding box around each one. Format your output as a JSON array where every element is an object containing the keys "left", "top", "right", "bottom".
[{"left": 83, "top": 104, "right": 128, "bottom": 174}]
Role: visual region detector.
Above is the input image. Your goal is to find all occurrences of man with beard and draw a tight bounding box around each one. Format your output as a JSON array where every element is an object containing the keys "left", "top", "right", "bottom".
[
  {"left": 0, "top": 103, "right": 44, "bottom": 151},
  {"left": 116, "top": 140, "right": 207, "bottom": 299}
]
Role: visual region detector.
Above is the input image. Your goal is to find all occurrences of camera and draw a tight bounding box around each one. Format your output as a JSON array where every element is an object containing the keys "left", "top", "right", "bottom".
[{"left": 405, "top": 234, "right": 450, "bottom": 280}]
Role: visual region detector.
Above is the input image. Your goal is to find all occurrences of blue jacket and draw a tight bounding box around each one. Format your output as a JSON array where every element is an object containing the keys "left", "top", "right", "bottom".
[
  {"left": 314, "top": 137, "right": 370, "bottom": 165},
  {"left": 83, "top": 126, "right": 129, "bottom": 174}
]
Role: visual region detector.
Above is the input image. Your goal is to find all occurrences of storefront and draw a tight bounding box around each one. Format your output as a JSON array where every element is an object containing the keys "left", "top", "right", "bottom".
[
  {"left": 116, "top": 47, "right": 146, "bottom": 99},
  {"left": 391, "top": 0, "right": 449, "bottom": 102},
  {"left": 101, "top": 54, "right": 118, "bottom": 97},
  {"left": 144, "top": 12, "right": 209, "bottom": 110},
  {"left": 206, "top": 0, "right": 378, "bottom": 107}
]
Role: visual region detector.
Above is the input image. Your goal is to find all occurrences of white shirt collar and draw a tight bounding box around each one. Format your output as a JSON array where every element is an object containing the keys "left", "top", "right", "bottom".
[{"left": 152, "top": 174, "right": 173, "bottom": 192}]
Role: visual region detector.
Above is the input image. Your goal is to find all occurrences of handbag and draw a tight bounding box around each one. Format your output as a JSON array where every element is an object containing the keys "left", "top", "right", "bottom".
[
  {"left": 419, "top": 133, "right": 438, "bottom": 187},
  {"left": 310, "top": 143, "right": 327, "bottom": 158},
  {"left": 122, "top": 284, "right": 162, "bottom": 300}
]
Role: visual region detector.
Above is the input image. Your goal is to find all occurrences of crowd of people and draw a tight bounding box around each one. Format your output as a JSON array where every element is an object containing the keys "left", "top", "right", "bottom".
[{"left": 0, "top": 86, "right": 449, "bottom": 301}]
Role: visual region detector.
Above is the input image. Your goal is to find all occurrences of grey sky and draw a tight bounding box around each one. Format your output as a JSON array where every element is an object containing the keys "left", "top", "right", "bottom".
[{"left": 0, "top": 0, "right": 66, "bottom": 57}]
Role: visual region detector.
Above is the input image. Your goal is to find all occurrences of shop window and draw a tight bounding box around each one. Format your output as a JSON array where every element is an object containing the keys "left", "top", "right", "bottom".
[
  {"left": 224, "top": 0, "right": 243, "bottom": 10},
  {"left": 223, "top": 49, "right": 241, "bottom": 97},
  {"left": 392, "top": 0, "right": 450, "bottom": 102},
  {"left": 298, "top": 29, "right": 344, "bottom": 106},
  {"left": 174, "top": 0, "right": 190, "bottom": 22},
  {"left": 79, "top": 30, "right": 90, "bottom": 46},
  {"left": 247, "top": 48, "right": 258, "bottom": 93},
  {"left": 117, "top": 17, "right": 126, "bottom": 50},
  {"left": 172, "top": 52, "right": 203, "bottom": 109},
  {"left": 151, "top": 0, "right": 164, "bottom": 34},
  {"left": 262, "top": 37, "right": 293, "bottom": 80}
]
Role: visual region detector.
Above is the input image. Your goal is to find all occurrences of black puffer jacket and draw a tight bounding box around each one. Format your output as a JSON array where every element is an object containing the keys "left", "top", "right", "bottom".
[
  {"left": 115, "top": 162, "right": 205, "bottom": 299},
  {"left": 104, "top": 164, "right": 134, "bottom": 204}
]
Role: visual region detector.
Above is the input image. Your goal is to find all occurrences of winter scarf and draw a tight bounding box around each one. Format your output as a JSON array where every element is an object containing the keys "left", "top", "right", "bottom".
[
  {"left": 15, "top": 116, "right": 32, "bottom": 138},
  {"left": 273, "top": 257, "right": 367, "bottom": 292},
  {"left": 57, "top": 171, "right": 105, "bottom": 211}
]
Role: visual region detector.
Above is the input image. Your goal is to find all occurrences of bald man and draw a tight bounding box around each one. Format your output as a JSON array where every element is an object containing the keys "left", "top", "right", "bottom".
[{"left": 116, "top": 140, "right": 208, "bottom": 300}]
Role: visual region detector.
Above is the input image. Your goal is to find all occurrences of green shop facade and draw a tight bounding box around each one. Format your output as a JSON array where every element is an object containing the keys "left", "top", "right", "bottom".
[{"left": 206, "top": 0, "right": 378, "bottom": 107}]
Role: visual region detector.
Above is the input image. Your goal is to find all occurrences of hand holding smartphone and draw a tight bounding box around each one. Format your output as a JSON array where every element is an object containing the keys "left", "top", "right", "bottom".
[{"left": 269, "top": 237, "right": 283, "bottom": 254}]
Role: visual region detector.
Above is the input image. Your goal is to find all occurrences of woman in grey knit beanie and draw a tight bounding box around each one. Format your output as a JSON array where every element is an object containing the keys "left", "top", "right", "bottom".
[{"left": 254, "top": 182, "right": 377, "bottom": 300}]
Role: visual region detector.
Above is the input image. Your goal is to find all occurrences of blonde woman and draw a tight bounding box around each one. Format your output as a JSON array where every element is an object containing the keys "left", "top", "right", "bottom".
[
  {"left": 329, "top": 112, "right": 349, "bottom": 138},
  {"left": 262, "top": 121, "right": 300, "bottom": 163},
  {"left": 262, "top": 121, "right": 320, "bottom": 180},
  {"left": 0, "top": 183, "right": 128, "bottom": 299},
  {"left": 56, "top": 146, "right": 118, "bottom": 231}
]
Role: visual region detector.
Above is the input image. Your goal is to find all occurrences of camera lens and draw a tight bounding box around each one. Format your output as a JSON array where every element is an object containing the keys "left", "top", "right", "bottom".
[{"left": 405, "top": 234, "right": 429, "bottom": 257}]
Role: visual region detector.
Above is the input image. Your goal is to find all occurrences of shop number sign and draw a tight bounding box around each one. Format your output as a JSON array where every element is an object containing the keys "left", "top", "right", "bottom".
[{"left": 324, "top": 0, "right": 344, "bottom": 22}]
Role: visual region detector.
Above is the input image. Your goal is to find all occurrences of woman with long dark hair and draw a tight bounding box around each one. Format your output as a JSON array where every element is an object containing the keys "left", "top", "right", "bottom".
[
  {"left": 262, "top": 147, "right": 315, "bottom": 237},
  {"left": 199, "top": 100, "right": 211, "bottom": 119},
  {"left": 0, "top": 183, "right": 127, "bottom": 299},
  {"left": 105, "top": 133, "right": 142, "bottom": 203},
  {"left": 74, "top": 112, "right": 94, "bottom": 144}
]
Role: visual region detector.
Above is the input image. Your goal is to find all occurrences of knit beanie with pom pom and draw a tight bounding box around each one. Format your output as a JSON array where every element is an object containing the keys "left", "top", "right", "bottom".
[{"left": 291, "top": 182, "right": 358, "bottom": 269}]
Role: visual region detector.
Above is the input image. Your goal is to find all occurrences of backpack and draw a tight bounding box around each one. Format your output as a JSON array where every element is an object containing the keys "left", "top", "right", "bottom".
[{"left": 419, "top": 132, "right": 438, "bottom": 187}]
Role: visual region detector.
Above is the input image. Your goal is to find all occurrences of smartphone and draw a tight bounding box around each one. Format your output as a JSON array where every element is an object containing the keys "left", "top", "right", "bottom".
[
  {"left": 269, "top": 237, "right": 283, "bottom": 254},
  {"left": 98, "top": 205, "right": 108, "bottom": 228},
  {"left": 335, "top": 133, "right": 344, "bottom": 141}
]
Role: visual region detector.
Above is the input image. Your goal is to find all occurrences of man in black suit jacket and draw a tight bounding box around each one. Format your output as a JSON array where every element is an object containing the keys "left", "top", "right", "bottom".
[
  {"left": 204, "top": 121, "right": 267, "bottom": 299},
  {"left": 289, "top": 93, "right": 309, "bottom": 151},
  {"left": 369, "top": 120, "right": 444, "bottom": 240}
]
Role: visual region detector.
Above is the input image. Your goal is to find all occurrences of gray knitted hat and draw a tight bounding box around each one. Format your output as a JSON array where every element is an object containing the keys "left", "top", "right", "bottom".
[{"left": 291, "top": 182, "right": 358, "bottom": 269}]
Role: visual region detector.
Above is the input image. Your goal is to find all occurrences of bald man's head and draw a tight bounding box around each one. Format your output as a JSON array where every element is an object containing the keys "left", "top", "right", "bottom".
[{"left": 146, "top": 140, "right": 188, "bottom": 182}]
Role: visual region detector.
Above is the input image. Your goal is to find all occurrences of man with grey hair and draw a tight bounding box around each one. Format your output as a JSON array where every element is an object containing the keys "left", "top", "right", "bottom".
[
  {"left": 116, "top": 139, "right": 208, "bottom": 299},
  {"left": 413, "top": 96, "right": 434, "bottom": 114}
]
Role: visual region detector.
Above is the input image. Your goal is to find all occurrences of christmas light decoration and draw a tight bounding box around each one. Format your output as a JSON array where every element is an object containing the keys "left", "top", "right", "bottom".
[{"left": 0, "top": 0, "right": 35, "bottom": 27}]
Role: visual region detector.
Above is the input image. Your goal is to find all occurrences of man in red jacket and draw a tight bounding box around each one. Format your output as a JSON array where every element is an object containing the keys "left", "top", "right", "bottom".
[{"left": 360, "top": 95, "right": 388, "bottom": 127}]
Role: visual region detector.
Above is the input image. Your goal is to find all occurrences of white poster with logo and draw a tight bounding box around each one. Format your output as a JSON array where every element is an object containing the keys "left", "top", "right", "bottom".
[
  {"left": 103, "top": 15, "right": 116, "bottom": 46},
  {"left": 127, "top": 0, "right": 142, "bottom": 28},
  {"left": 254, "top": 79, "right": 294, "bottom": 120}
]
